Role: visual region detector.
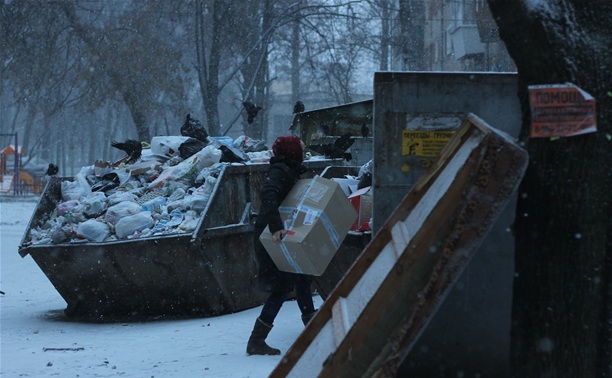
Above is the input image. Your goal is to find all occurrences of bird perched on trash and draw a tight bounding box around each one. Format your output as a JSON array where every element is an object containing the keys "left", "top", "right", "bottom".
[
  {"left": 293, "top": 100, "right": 305, "bottom": 114},
  {"left": 111, "top": 139, "right": 142, "bottom": 164},
  {"left": 361, "top": 124, "right": 370, "bottom": 138},
  {"left": 45, "top": 163, "right": 59, "bottom": 176},
  {"left": 307, "top": 133, "right": 355, "bottom": 162},
  {"left": 242, "top": 101, "right": 262, "bottom": 124},
  {"left": 319, "top": 122, "right": 330, "bottom": 136},
  {"left": 218, "top": 144, "right": 248, "bottom": 164}
]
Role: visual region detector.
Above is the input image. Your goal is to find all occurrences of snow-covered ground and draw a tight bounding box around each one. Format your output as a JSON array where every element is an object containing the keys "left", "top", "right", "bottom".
[{"left": 0, "top": 197, "right": 322, "bottom": 377}]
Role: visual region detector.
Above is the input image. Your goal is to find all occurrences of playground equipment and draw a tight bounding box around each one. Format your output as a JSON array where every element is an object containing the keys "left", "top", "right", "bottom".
[{"left": 0, "top": 134, "right": 44, "bottom": 195}]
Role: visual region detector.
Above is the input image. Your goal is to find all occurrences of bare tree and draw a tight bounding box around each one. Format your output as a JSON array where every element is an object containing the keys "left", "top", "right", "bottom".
[
  {"left": 1, "top": 1, "right": 187, "bottom": 149},
  {"left": 397, "top": 0, "right": 425, "bottom": 71},
  {"left": 487, "top": 0, "right": 612, "bottom": 376}
]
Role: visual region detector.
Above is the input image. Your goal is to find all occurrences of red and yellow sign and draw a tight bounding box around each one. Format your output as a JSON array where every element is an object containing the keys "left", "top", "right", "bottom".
[
  {"left": 402, "top": 130, "right": 455, "bottom": 157},
  {"left": 529, "top": 83, "right": 597, "bottom": 138}
]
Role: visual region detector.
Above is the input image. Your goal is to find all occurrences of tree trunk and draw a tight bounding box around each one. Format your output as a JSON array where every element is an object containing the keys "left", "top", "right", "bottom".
[
  {"left": 252, "top": 0, "right": 272, "bottom": 141},
  {"left": 58, "top": 2, "right": 153, "bottom": 143},
  {"left": 487, "top": 1, "right": 612, "bottom": 376},
  {"left": 121, "top": 87, "right": 150, "bottom": 143},
  {"left": 291, "top": 8, "right": 301, "bottom": 103},
  {"left": 379, "top": 0, "right": 390, "bottom": 71},
  {"left": 398, "top": 0, "right": 425, "bottom": 71},
  {"left": 195, "top": 0, "right": 222, "bottom": 137}
]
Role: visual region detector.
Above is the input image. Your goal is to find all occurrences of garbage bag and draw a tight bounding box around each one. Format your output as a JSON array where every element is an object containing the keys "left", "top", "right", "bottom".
[
  {"left": 151, "top": 136, "right": 190, "bottom": 159},
  {"left": 104, "top": 201, "right": 142, "bottom": 226},
  {"left": 61, "top": 173, "right": 91, "bottom": 201},
  {"left": 178, "top": 210, "right": 199, "bottom": 232},
  {"left": 107, "top": 192, "right": 139, "bottom": 206},
  {"left": 234, "top": 135, "right": 267, "bottom": 152},
  {"left": 183, "top": 175, "right": 217, "bottom": 211},
  {"left": 115, "top": 211, "right": 154, "bottom": 239},
  {"left": 358, "top": 159, "right": 373, "bottom": 189},
  {"left": 81, "top": 192, "right": 108, "bottom": 218},
  {"left": 90, "top": 172, "right": 120, "bottom": 193},
  {"left": 169, "top": 145, "right": 221, "bottom": 184},
  {"left": 77, "top": 219, "right": 111, "bottom": 242},
  {"left": 181, "top": 114, "right": 209, "bottom": 143},
  {"left": 141, "top": 196, "right": 167, "bottom": 214},
  {"left": 57, "top": 200, "right": 81, "bottom": 216},
  {"left": 179, "top": 137, "right": 207, "bottom": 159}
]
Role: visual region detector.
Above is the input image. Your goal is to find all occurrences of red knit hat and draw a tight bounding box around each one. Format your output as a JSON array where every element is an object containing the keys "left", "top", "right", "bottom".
[{"left": 272, "top": 136, "right": 304, "bottom": 164}]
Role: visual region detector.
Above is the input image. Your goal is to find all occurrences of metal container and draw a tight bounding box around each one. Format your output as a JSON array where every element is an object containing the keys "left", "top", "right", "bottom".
[
  {"left": 311, "top": 165, "right": 372, "bottom": 299},
  {"left": 18, "top": 161, "right": 333, "bottom": 321},
  {"left": 373, "top": 72, "right": 521, "bottom": 377},
  {"left": 291, "top": 99, "right": 374, "bottom": 166}
]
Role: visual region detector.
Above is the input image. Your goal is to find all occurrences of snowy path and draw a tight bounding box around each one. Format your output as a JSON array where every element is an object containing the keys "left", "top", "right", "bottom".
[{"left": 1, "top": 199, "right": 321, "bottom": 377}]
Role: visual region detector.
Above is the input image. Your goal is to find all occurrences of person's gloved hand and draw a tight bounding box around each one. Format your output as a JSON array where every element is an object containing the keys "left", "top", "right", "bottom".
[{"left": 272, "top": 230, "right": 284, "bottom": 243}]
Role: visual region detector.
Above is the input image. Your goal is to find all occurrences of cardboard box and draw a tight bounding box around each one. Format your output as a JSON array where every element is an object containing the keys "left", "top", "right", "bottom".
[
  {"left": 128, "top": 160, "right": 162, "bottom": 176},
  {"left": 260, "top": 176, "right": 357, "bottom": 276},
  {"left": 330, "top": 177, "right": 359, "bottom": 196},
  {"left": 348, "top": 186, "right": 373, "bottom": 231}
]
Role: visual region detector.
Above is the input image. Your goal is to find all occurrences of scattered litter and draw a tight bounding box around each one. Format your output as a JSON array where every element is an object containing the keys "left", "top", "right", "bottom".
[{"left": 43, "top": 347, "right": 85, "bottom": 352}]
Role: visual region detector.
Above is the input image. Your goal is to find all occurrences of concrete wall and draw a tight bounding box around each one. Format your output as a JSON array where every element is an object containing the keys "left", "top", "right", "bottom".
[{"left": 372, "top": 72, "right": 521, "bottom": 377}]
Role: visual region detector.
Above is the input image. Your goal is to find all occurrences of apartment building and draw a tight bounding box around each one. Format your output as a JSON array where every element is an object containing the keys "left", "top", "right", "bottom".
[{"left": 393, "top": 0, "right": 515, "bottom": 72}]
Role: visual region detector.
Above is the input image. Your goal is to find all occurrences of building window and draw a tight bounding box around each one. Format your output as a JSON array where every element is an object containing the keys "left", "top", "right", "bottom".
[{"left": 452, "top": 0, "right": 465, "bottom": 29}]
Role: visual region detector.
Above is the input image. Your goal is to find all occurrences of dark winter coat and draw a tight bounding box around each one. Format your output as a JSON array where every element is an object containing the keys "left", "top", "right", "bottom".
[{"left": 253, "top": 155, "right": 309, "bottom": 293}]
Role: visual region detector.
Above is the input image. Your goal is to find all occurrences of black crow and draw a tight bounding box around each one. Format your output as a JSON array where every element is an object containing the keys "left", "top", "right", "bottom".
[
  {"left": 242, "top": 101, "right": 262, "bottom": 124},
  {"left": 219, "top": 144, "right": 248, "bottom": 164},
  {"left": 293, "top": 100, "right": 305, "bottom": 114},
  {"left": 111, "top": 139, "right": 142, "bottom": 164},
  {"left": 319, "top": 122, "right": 330, "bottom": 136},
  {"left": 361, "top": 124, "right": 370, "bottom": 138},
  {"left": 358, "top": 172, "right": 372, "bottom": 189},
  {"left": 307, "top": 133, "right": 354, "bottom": 162},
  {"left": 46, "top": 163, "right": 59, "bottom": 176},
  {"left": 333, "top": 133, "right": 355, "bottom": 152}
]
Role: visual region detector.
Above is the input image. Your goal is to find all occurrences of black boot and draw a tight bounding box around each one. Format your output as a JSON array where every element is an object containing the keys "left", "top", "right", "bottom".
[
  {"left": 247, "top": 318, "right": 281, "bottom": 355},
  {"left": 301, "top": 309, "right": 318, "bottom": 326}
]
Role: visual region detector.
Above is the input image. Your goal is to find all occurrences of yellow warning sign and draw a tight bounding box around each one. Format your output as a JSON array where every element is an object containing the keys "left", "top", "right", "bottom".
[{"left": 402, "top": 130, "right": 455, "bottom": 157}]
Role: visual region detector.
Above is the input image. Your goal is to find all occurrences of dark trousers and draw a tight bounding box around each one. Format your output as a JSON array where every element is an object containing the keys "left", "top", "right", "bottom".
[{"left": 259, "top": 274, "right": 315, "bottom": 325}]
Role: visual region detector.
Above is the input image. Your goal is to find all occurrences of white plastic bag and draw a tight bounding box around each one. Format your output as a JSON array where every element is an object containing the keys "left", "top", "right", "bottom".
[
  {"left": 81, "top": 192, "right": 108, "bottom": 217},
  {"left": 57, "top": 200, "right": 81, "bottom": 216},
  {"left": 147, "top": 166, "right": 176, "bottom": 190},
  {"left": 141, "top": 196, "right": 167, "bottom": 213},
  {"left": 170, "top": 145, "right": 221, "bottom": 182},
  {"left": 184, "top": 175, "right": 217, "bottom": 211},
  {"left": 115, "top": 211, "right": 154, "bottom": 239},
  {"left": 104, "top": 201, "right": 142, "bottom": 225},
  {"left": 246, "top": 150, "right": 273, "bottom": 163},
  {"left": 77, "top": 219, "right": 111, "bottom": 242},
  {"left": 107, "top": 192, "right": 139, "bottom": 206},
  {"left": 150, "top": 136, "right": 190, "bottom": 158},
  {"left": 178, "top": 210, "right": 199, "bottom": 232},
  {"left": 61, "top": 175, "right": 91, "bottom": 201}
]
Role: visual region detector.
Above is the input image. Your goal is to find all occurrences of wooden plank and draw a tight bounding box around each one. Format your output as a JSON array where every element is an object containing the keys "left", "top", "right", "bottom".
[{"left": 269, "top": 113, "right": 528, "bottom": 378}]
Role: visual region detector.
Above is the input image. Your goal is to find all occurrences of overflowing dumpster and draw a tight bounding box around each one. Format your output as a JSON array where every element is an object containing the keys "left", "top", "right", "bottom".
[{"left": 18, "top": 160, "right": 341, "bottom": 321}]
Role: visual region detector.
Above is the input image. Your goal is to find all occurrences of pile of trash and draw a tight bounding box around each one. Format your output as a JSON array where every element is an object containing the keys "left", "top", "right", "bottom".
[{"left": 27, "top": 131, "right": 273, "bottom": 246}]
